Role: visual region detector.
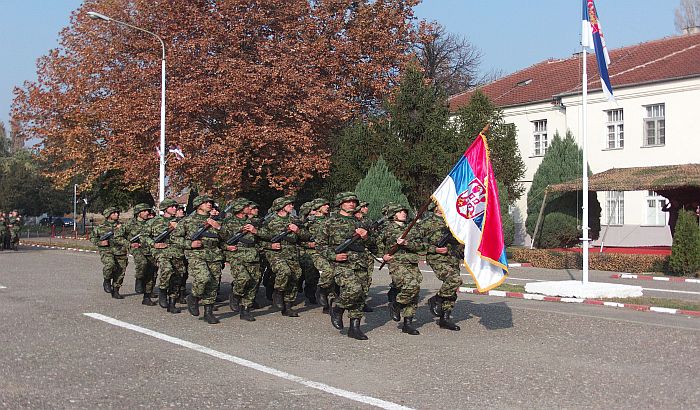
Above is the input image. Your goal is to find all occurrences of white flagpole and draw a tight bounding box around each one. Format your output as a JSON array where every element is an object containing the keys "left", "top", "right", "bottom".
[{"left": 581, "top": 31, "right": 590, "bottom": 284}]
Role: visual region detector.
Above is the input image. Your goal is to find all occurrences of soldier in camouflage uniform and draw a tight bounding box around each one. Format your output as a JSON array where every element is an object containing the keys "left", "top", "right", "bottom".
[
  {"left": 0, "top": 212, "right": 7, "bottom": 250},
  {"left": 257, "top": 195, "right": 302, "bottom": 317},
  {"left": 220, "top": 198, "right": 259, "bottom": 322},
  {"left": 421, "top": 203, "right": 463, "bottom": 331},
  {"left": 354, "top": 201, "right": 378, "bottom": 312},
  {"left": 296, "top": 200, "right": 321, "bottom": 306},
  {"left": 174, "top": 204, "right": 189, "bottom": 303},
  {"left": 6, "top": 210, "right": 22, "bottom": 251},
  {"left": 144, "top": 198, "right": 185, "bottom": 313},
  {"left": 378, "top": 202, "right": 425, "bottom": 335},
  {"left": 307, "top": 199, "right": 334, "bottom": 313},
  {"left": 173, "top": 195, "right": 224, "bottom": 324},
  {"left": 123, "top": 203, "right": 158, "bottom": 305},
  {"left": 91, "top": 207, "right": 129, "bottom": 299},
  {"left": 317, "top": 192, "right": 370, "bottom": 340}
]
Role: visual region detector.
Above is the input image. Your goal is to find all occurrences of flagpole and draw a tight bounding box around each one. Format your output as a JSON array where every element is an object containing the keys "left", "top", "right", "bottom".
[{"left": 581, "top": 30, "right": 590, "bottom": 285}]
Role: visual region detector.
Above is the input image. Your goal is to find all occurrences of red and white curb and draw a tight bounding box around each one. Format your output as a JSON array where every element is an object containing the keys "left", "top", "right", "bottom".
[
  {"left": 22, "top": 242, "right": 98, "bottom": 254},
  {"left": 507, "top": 262, "right": 532, "bottom": 268},
  {"left": 458, "top": 286, "right": 700, "bottom": 318},
  {"left": 610, "top": 273, "right": 700, "bottom": 284}
]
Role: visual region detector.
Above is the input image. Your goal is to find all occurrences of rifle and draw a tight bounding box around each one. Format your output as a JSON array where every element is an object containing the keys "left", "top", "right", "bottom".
[
  {"left": 269, "top": 216, "right": 301, "bottom": 244},
  {"left": 153, "top": 226, "right": 174, "bottom": 243},
  {"left": 225, "top": 212, "right": 273, "bottom": 246},
  {"left": 334, "top": 216, "right": 387, "bottom": 254},
  {"left": 378, "top": 200, "right": 432, "bottom": 270},
  {"left": 99, "top": 231, "right": 114, "bottom": 242},
  {"left": 436, "top": 229, "right": 453, "bottom": 248},
  {"left": 189, "top": 203, "right": 235, "bottom": 241},
  {"left": 129, "top": 234, "right": 142, "bottom": 244}
]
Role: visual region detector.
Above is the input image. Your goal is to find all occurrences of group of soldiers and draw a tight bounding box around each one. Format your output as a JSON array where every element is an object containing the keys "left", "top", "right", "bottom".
[
  {"left": 0, "top": 210, "right": 23, "bottom": 251},
  {"left": 92, "top": 191, "right": 465, "bottom": 340}
]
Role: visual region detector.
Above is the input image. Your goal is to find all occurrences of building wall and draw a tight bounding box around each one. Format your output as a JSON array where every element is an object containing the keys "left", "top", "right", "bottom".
[{"left": 502, "top": 77, "right": 700, "bottom": 247}]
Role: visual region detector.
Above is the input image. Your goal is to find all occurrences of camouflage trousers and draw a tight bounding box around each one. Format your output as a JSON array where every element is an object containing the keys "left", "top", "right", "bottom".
[
  {"left": 334, "top": 264, "right": 368, "bottom": 320},
  {"left": 100, "top": 252, "right": 128, "bottom": 290},
  {"left": 9, "top": 227, "right": 20, "bottom": 244},
  {"left": 267, "top": 252, "right": 302, "bottom": 303},
  {"left": 313, "top": 252, "right": 336, "bottom": 299},
  {"left": 388, "top": 262, "right": 423, "bottom": 318},
  {"left": 230, "top": 259, "right": 261, "bottom": 308},
  {"left": 427, "top": 260, "right": 463, "bottom": 311},
  {"left": 157, "top": 254, "right": 186, "bottom": 298},
  {"left": 133, "top": 253, "right": 158, "bottom": 294},
  {"left": 188, "top": 257, "right": 222, "bottom": 305},
  {"left": 358, "top": 254, "right": 375, "bottom": 295},
  {"left": 298, "top": 252, "right": 319, "bottom": 301}
]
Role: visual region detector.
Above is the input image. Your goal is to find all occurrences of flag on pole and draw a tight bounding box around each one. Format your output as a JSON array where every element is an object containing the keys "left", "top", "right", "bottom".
[
  {"left": 431, "top": 130, "right": 508, "bottom": 292},
  {"left": 583, "top": 0, "right": 614, "bottom": 101},
  {"left": 168, "top": 145, "right": 185, "bottom": 160}
]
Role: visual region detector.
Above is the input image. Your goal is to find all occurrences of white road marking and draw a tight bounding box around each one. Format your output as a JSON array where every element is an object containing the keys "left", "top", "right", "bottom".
[
  {"left": 642, "top": 287, "right": 700, "bottom": 296},
  {"left": 0, "top": 285, "right": 6, "bottom": 289},
  {"left": 84, "top": 313, "right": 414, "bottom": 410}
]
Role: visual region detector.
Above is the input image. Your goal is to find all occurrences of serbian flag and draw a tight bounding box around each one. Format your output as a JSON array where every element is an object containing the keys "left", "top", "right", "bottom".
[
  {"left": 582, "top": 0, "right": 615, "bottom": 101},
  {"left": 431, "top": 130, "right": 508, "bottom": 292}
]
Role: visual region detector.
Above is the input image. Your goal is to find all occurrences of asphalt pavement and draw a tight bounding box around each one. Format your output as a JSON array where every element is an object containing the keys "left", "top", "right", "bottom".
[{"left": 1, "top": 246, "right": 699, "bottom": 409}]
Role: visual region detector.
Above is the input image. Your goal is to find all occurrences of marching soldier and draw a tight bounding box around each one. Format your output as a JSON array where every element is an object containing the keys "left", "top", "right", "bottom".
[
  {"left": 378, "top": 202, "right": 425, "bottom": 336},
  {"left": 354, "top": 201, "right": 376, "bottom": 312},
  {"left": 296, "top": 200, "right": 321, "bottom": 306},
  {"left": 257, "top": 196, "right": 302, "bottom": 317},
  {"left": 124, "top": 203, "right": 158, "bottom": 305},
  {"left": 0, "top": 212, "right": 7, "bottom": 250},
  {"left": 174, "top": 204, "right": 189, "bottom": 303},
  {"left": 421, "top": 203, "right": 463, "bottom": 331},
  {"left": 308, "top": 198, "right": 334, "bottom": 313},
  {"left": 317, "top": 192, "right": 370, "bottom": 340},
  {"left": 173, "top": 195, "right": 224, "bottom": 325},
  {"left": 220, "top": 198, "right": 259, "bottom": 322},
  {"left": 144, "top": 199, "right": 185, "bottom": 313},
  {"left": 91, "top": 207, "right": 129, "bottom": 299},
  {"left": 6, "top": 210, "right": 22, "bottom": 251}
]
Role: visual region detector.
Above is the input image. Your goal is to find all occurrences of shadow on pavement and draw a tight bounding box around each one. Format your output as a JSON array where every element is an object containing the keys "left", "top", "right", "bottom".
[{"left": 458, "top": 300, "right": 513, "bottom": 330}]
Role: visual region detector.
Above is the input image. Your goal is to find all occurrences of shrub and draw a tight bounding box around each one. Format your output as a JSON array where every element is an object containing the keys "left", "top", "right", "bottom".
[
  {"left": 669, "top": 210, "right": 700, "bottom": 276},
  {"left": 354, "top": 156, "right": 411, "bottom": 221},
  {"left": 510, "top": 248, "right": 670, "bottom": 273}
]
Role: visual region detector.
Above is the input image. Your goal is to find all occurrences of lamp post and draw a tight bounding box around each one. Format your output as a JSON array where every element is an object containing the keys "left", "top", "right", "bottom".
[{"left": 87, "top": 11, "right": 166, "bottom": 205}]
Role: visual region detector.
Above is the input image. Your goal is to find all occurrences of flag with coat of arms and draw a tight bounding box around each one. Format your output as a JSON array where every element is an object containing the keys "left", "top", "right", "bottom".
[{"left": 431, "top": 128, "right": 508, "bottom": 292}]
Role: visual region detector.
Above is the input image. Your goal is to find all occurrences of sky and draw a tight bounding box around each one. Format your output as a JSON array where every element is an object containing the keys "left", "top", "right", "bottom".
[{"left": 0, "top": 0, "right": 678, "bottom": 133}]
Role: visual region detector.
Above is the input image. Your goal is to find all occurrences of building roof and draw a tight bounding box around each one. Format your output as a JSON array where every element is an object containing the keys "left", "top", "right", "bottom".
[{"left": 449, "top": 32, "right": 700, "bottom": 111}]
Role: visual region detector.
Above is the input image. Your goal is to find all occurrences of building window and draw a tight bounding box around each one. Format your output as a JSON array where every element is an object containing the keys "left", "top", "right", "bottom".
[
  {"left": 532, "top": 120, "right": 548, "bottom": 156},
  {"left": 605, "top": 109, "right": 624, "bottom": 149},
  {"left": 644, "top": 191, "right": 667, "bottom": 226},
  {"left": 603, "top": 191, "right": 624, "bottom": 225},
  {"left": 643, "top": 104, "right": 665, "bottom": 146}
]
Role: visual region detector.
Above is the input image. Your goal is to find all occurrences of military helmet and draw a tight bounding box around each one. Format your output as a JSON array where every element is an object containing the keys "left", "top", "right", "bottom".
[
  {"left": 159, "top": 198, "right": 179, "bottom": 211},
  {"left": 133, "top": 203, "right": 152, "bottom": 215},
  {"left": 312, "top": 198, "right": 330, "bottom": 210},
  {"left": 192, "top": 195, "right": 214, "bottom": 208},
  {"left": 227, "top": 198, "right": 250, "bottom": 214},
  {"left": 270, "top": 195, "right": 295, "bottom": 212},
  {"left": 299, "top": 201, "right": 314, "bottom": 217},
  {"left": 334, "top": 191, "right": 359, "bottom": 207},
  {"left": 102, "top": 207, "right": 120, "bottom": 218},
  {"left": 247, "top": 200, "right": 259, "bottom": 209},
  {"left": 382, "top": 202, "right": 408, "bottom": 216},
  {"left": 359, "top": 201, "right": 369, "bottom": 208}
]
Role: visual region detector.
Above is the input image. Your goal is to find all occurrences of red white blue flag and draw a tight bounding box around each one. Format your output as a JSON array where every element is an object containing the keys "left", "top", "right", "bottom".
[
  {"left": 583, "top": 0, "right": 615, "bottom": 101},
  {"left": 431, "top": 131, "right": 508, "bottom": 292}
]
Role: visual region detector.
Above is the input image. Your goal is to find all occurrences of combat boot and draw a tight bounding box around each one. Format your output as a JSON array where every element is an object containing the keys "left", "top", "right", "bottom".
[
  {"left": 134, "top": 278, "right": 144, "bottom": 294},
  {"left": 330, "top": 305, "right": 345, "bottom": 330},
  {"left": 387, "top": 285, "right": 398, "bottom": 303},
  {"left": 271, "top": 290, "right": 284, "bottom": 310},
  {"left": 111, "top": 288, "right": 124, "bottom": 299},
  {"left": 402, "top": 317, "right": 420, "bottom": 335},
  {"left": 158, "top": 290, "right": 168, "bottom": 308},
  {"left": 168, "top": 297, "right": 181, "bottom": 314},
  {"left": 103, "top": 279, "right": 113, "bottom": 294},
  {"left": 186, "top": 294, "right": 200, "bottom": 316},
  {"left": 142, "top": 292, "right": 156, "bottom": 306},
  {"left": 316, "top": 287, "right": 329, "bottom": 308},
  {"left": 177, "top": 288, "right": 187, "bottom": 304},
  {"left": 203, "top": 305, "right": 220, "bottom": 324},
  {"left": 427, "top": 295, "right": 443, "bottom": 317},
  {"left": 240, "top": 306, "right": 255, "bottom": 322},
  {"left": 348, "top": 318, "right": 368, "bottom": 340},
  {"left": 439, "top": 310, "right": 460, "bottom": 331},
  {"left": 229, "top": 294, "right": 241, "bottom": 313},
  {"left": 282, "top": 301, "right": 299, "bottom": 317},
  {"left": 251, "top": 298, "right": 261, "bottom": 310},
  {"left": 390, "top": 301, "right": 404, "bottom": 322}
]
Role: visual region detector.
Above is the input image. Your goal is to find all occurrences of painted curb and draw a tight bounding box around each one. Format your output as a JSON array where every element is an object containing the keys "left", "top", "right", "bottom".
[
  {"left": 507, "top": 262, "right": 532, "bottom": 268},
  {"left": 610, "top": 273, "right": 700, "bottom": 284},
  {"left": 21, "top": 242, "right": 98, "bottom": 254},
  {"left": 458, "top": 286, "right": 700, "bottom": 318}
]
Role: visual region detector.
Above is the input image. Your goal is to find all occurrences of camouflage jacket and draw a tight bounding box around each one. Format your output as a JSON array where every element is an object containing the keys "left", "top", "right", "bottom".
[
  {"left": 419, "top": 213, "right": 463, "bottom": 264},
  {"left": 257, "top": 213, "right": 299, "bottom": 258},
  {"left": 123, "top": 217, "right": 153, "bottom": 256},
  {"left": 6, "top": 216, "right": 22, "bottom": 231},
  {"left": 219, "top": 215, "right": 258, "bottom": 263},
  {"left": 91, "top": 219, "right": 129, "bottom": 255},
  {"left": 172, "top": 212, "right": 223, "bottom": 261},
  {"left": 377, "top": 220, "right": 425, "bottom": 265},
  {"left": 317, "top": 212, "right": 368, "bottom": 269},
  {"left": 143, "top": 214, "right": 183, "bottom": 258}
]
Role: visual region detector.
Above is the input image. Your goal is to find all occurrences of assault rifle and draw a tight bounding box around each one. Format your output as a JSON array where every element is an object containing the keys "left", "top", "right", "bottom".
[
  {"left": 190, "top": 203, "right": 235, "bottom": 241},
  {"left": 334, "top": 216, "right": 387, "bottom": 254},
  {"left": 99, "top": 231, "right": 114, "bottom": 242},
  {"left": 269, "top": 216, "right": 301, "bottom": 244},
  {"left": 225, "top": 212, "right": 274, "bottom": 246},
  {"left": 436, "top": 229, "right": 453, "bottom": 248},
  {"left": 153, "top": 226, "right": 174, "bottom": 243},
  {"left": 129, "top": 234, "right": 142, "bottom": 244}
]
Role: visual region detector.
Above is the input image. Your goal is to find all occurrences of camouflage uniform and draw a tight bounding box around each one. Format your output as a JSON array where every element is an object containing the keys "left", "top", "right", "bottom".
[
  {"left": 421, "top": 209, "right": 464, "bottom": 330},
  {"left": 296, "top": 201, "right": 320, "bottom": 305},
  {"left": 123, "top": 203, "right": 158, "bottom": 299},
  {"left": 0, "top": 213, "right": 7, "bottom": 250},
  {"left": 307, "top": 199, "right": 334, "bottom": 309},
  {"left": 257, "top": 196, "right": 302, "bottom": 315},
  {"left": 6, "top": 212, "right": 22, "bottom": 250},
  {"left": 91, "top": 207, "right": 129, "bottom": 298}
]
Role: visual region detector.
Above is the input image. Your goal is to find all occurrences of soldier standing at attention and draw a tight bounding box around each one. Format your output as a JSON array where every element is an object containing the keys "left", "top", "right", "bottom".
[
  {"left": 91, "top": 207, "right": 129, "bottom": 299},
  {"left": 173, "top": 195, "right": 224, "bottom": 325},
  {"left": 220, "top": 198, "right": 259, "bottom": 322},
  {"left": 257, "top": 196, "right": 302, "bottom": 317},
  {"left": 317, "top": 192, "right": 370, "bottom": 340},
  {"left": 421, "top": 203, "right": 463, "bottom": 331},
  {"left": 124, "top": 203, "right": 159, "bottom": 305},
  {"left": 144, "top": 199, "right": 184, "bottom": 313},
  {"left": 378, "top": 202, "right": 425, "bottom": 336}
]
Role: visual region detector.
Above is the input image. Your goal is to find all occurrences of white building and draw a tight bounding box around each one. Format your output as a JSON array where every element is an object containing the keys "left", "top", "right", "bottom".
[{"left": 449, "top": 32, "right": 700, "bottom": 247}]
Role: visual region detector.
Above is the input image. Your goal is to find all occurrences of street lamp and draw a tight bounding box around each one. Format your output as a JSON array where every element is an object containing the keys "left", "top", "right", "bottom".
[{"left": 87, "top": 11, "right": 167, "bottom": 205}]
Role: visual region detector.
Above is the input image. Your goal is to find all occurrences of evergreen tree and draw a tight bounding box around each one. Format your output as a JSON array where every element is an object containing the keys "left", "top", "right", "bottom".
[
  {"left": 525, "top": 131, "right": 601, "bottom": 248},
  {"left": 669, "top": 210, "right": 700, "bottom": 276},
  {"left": 497, "top": 181, "right": 515, "bottom": 247},
  {"left": 354, "top": 156, "right": 411, "bottom": 221}
]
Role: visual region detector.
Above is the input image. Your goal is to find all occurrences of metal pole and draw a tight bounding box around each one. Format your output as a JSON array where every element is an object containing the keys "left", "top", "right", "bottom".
[
  {"left": 582, "top": 42, "right": 590, "bottom": 284},
  {"left": 73, "top": 184, "right": 77, "bottom": 233}
]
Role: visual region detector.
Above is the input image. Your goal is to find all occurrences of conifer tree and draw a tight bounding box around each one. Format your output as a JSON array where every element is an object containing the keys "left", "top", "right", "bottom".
[
  {"left": 354, "top": 156, "right": 411, "bottom": 221},
  {"left": 669, "top": 210, "right": 700, "bottom": 276}
]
